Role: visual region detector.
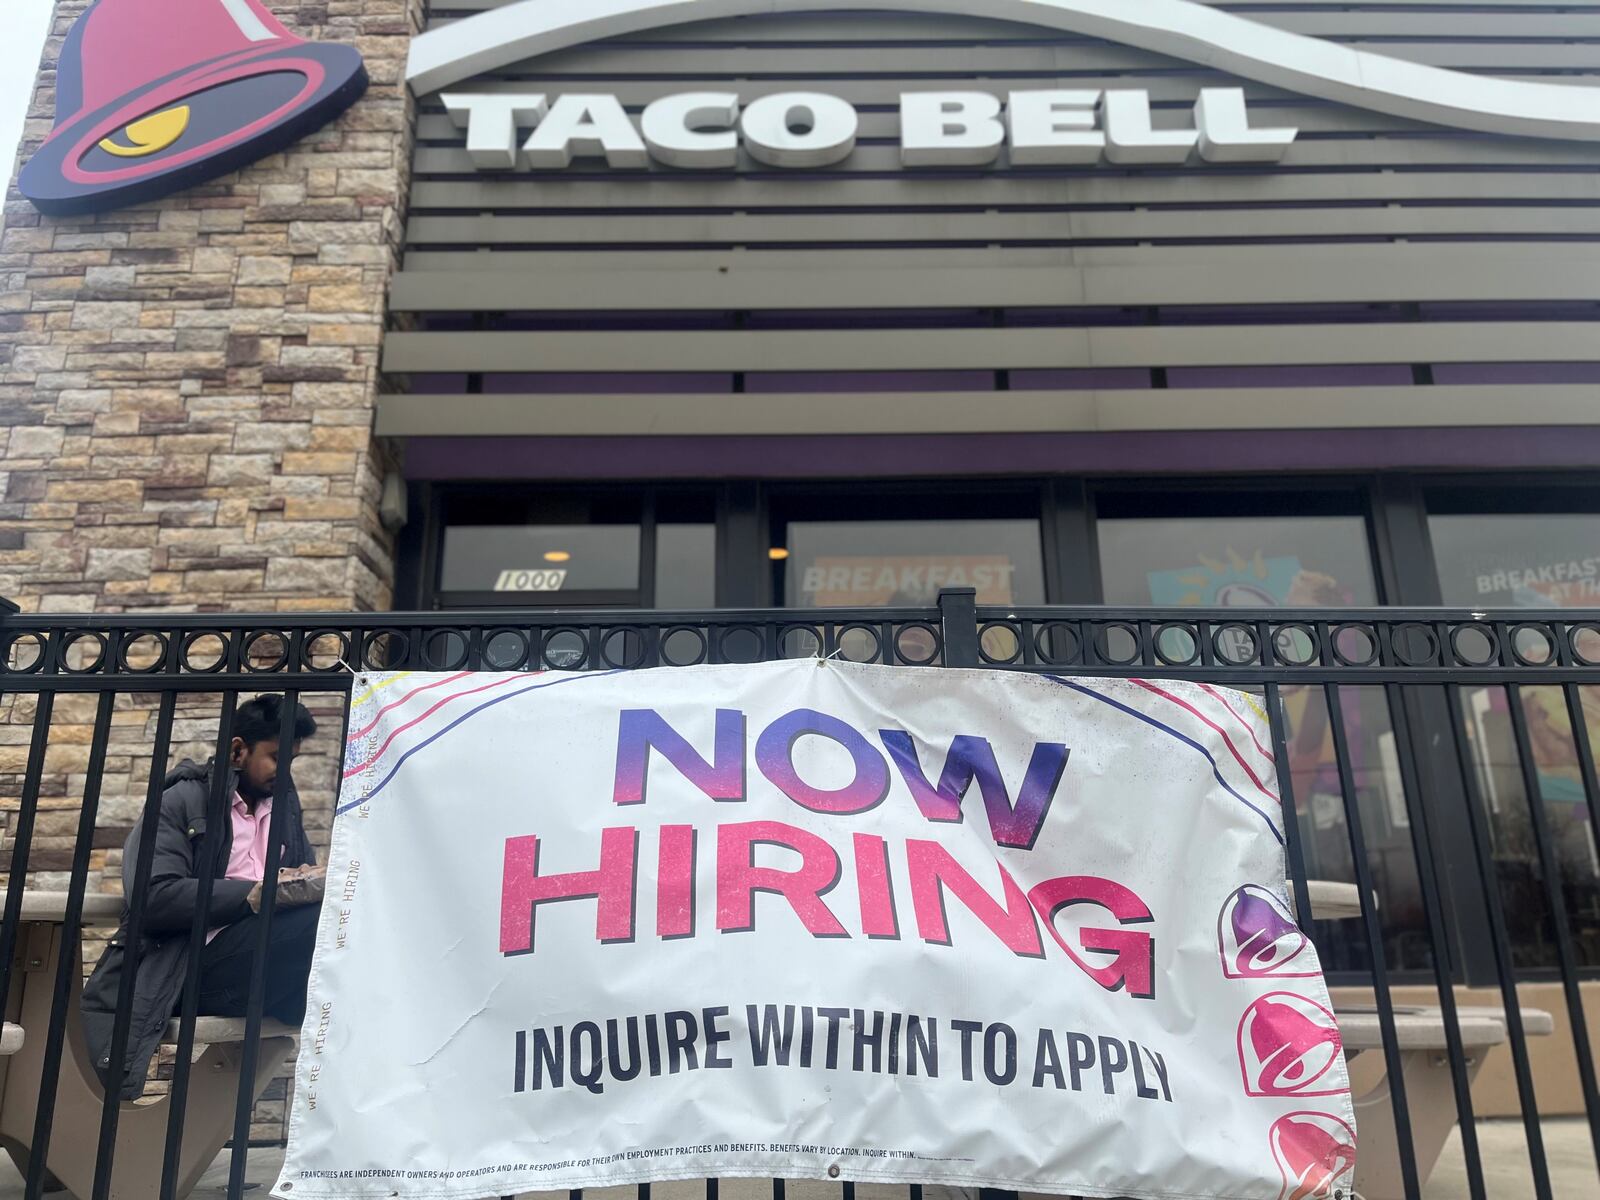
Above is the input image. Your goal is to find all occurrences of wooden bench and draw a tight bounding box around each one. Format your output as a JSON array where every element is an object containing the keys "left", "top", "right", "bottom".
[{"left": 0, "top": 892, "right": 298, "bottom": 1200}]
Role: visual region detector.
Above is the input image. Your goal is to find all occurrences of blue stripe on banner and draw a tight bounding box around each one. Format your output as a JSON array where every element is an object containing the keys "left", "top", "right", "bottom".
[{"left": 1045, "top": 676, "right": 1286, "bottom": 845}]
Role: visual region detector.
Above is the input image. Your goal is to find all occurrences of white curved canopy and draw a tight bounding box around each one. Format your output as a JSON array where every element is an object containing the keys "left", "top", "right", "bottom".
[{"left": 407, "top": 0, "right": 1600, "bottom": 142}]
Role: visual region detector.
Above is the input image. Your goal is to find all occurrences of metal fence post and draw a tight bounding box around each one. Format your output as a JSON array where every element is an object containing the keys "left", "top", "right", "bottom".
[{"left": 937, "top": 589, "right": 980, "bottom": 668}]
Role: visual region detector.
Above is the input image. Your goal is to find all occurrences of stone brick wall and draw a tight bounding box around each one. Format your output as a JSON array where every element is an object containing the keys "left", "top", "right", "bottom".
[{"left": 0, "top": 0, "right": 424, "bottom": 1143}]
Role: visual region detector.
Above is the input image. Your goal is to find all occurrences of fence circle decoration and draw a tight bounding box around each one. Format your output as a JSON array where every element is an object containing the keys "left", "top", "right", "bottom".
[
  {"left": 833, "top": 623, "right": 881, "bottom": 664},
  {"left": 1033, "top": 622, "right": 1081, "bottom": 667},
  {"left": 60, "top": 631, "right": 108, "bottom": 674},
  {"left": 300, "top": 630, "right": 352, "bottom": 672},
  {"left": 717, "top": 624, "right": 765, "bottom": 664},
  {"left": 1389, "top": 622, "right": 1439, "bottom": 668},
  {"left": 1154, "top": 623, "right": 1201, "bottom": 667},
  {"left": 180, "top": 631, "right": 229, "bottom": 673},
  {"left": 662, "top": 626, "right": 709, "bottom": 667},
  {"left": 242, "top": 630, "right": 289, "bottom": 673},
  {"left": 116, "top": 630, "right": 169, "bottom": 674},
  {"left": 360, "top": 628, "right": 408, "bottom": 672},
  {"left": 1212, "top": 623, "right": 1260, "bottom": 666},
  {"left": 482, "top": 629, "right": 530, "bottom": 671},
  {"left": 1509, "top": 622, "right": 1557, "bottom": 667},
  {"left": 601, "top": 626, "right": 650, "bottom": 671},
  {"left": 892, "top": 622, "right": 941, "bottom": 666},
  {"left": 541, "top": 628, "right": 588, "bottom": 670},
  {"left": 1449, "top": 622, "right": 1498, "bottom": 667},
  {"left": 1094, "top": 622, "right": 1142, "bottom": 667},
  {"left": 779, "top": 626, "right": 822, "bottom": 661},
  {"left": 1571, "top": 623, "right": 1600, "bottom": 668},
  {"left": 1330, "top": 623, "right": 1380, "bottom": 668}
]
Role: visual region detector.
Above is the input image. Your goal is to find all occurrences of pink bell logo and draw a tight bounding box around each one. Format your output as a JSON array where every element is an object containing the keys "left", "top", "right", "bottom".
[
  {"left": 1237, "top": 991, "right": 1347, "bottom": 1097},
  {"left": 19, "top": 0, "right": 367, "bottom": 215},
  {"left": 1270, "top": 1111, "right": 1357, "bottom": 1200},
  {"left": 1218, "top": 884, "right": 1315, "bottom": 979}
]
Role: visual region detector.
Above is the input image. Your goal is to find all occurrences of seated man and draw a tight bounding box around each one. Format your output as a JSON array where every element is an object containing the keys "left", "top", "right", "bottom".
[{"left": 82, "top": 695, "right": 327, "bottom": 1099}]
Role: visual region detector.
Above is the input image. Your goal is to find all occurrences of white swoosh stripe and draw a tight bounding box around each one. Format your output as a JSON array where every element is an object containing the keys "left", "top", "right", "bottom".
[
  {"left": 406, "top": 0, "right": 1600, "bottom": 142},
  {"left": 218, "top": 0, "right": 277, "bottom": 42}
]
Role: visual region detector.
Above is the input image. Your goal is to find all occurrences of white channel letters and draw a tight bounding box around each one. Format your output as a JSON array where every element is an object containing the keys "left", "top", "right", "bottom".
[{"left": 441, "top": 86, "right": 1297, "bottom": 171}]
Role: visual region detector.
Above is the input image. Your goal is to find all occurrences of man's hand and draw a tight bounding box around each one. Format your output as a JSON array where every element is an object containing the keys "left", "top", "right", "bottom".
[{"left": 247, "top": 865, "right": 328, "bottom": 913}]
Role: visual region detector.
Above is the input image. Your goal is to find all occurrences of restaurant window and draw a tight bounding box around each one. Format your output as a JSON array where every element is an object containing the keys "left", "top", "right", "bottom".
[
  {"left": 432, "top": 489, "right": 716, "bottom": 609},
  {"left": 770, "top": 490, "right": 1046, "bottom": 610},
  {"left": 1095, "top": 503, "right": 1379, "bottom": 611},
  {"left": 1095, "top": 492, "right": 1429, "bottom": 973},
  {"left": 1428, "top": 489, "right": 1600, "bottom": 970},
  {"left": 765, "top": 488, "right": 1046, "bottom": 664}
]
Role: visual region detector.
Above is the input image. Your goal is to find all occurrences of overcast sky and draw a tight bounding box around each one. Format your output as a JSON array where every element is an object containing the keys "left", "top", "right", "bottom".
[{"left": 2, "top": 0, "right": 56, "bottom": 189}]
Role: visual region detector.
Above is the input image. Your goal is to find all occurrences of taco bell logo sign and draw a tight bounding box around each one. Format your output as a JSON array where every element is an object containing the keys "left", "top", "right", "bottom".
[
  {"left": 19, "top": 0, "right": 367, "bottom": 216},
  {"left": 1270, "top": 1111, "right": 1358, "bottom": 1200},
  {"left": 1218, "top": 884, "right": 1315, "bottom": 979},
  {"left": 1237, "top": 992, "right": 1348, "bottom": 1097}
]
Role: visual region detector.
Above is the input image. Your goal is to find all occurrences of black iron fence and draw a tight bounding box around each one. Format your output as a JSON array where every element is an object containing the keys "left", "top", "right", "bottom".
[{"left": 0, "top": 592, "right": 1597, "bottom": 1200}]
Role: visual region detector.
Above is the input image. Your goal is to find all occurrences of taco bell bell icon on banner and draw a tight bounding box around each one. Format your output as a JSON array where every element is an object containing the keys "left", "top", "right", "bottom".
[
  {"left": 1237, "top": 991, "right": 1349, "bottom": 1098},
  {"left": 1218, "top": 884, "right": 1316, "bottom": 978},
  {"left": 1270, "top": 1111, "right": 1358, "bottom": 1200},
  {"left": 19, "top": 0, "right": 367, "bottom": 215}
]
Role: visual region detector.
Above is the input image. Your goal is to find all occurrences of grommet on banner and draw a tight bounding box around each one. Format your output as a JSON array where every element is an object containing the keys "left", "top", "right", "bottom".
[{"left": 827, "top": 1165, "right": 841, "bottom": 1179}]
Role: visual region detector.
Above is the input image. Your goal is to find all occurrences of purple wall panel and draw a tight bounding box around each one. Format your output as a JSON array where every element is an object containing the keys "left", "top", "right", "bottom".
[
  {"left": 744, "top": 371, "right": 994, "bottom": 393},
  {"left": 1010, "top": 368, "right": 1151, "bottom": 389},
  {"left": 403, "top": 373, "right": 469, "bottom": 394},
  {"left": 1430, "top": 362, "right": 1600, "bottom": 385},
  {"left": 481, "top": 373, "right": 735, "bottom": 394},
  {"left": 404, "top": 427, "right": 1600, "bottom": 481},
  {"left": 1166, "top": 364, "right": 1414, "bottom": 388}
]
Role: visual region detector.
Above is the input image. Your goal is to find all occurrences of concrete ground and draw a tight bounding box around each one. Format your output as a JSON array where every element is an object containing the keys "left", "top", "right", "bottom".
[
  {"left": 0, "top": 1122, "right": 1594, "bottom": 1199},
  {"left": 1425, "top": 1119, "right": 1596, "bottom": 1199}
]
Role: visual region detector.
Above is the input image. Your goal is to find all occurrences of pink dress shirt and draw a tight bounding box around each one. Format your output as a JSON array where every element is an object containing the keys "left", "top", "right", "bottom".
[{"left": 205, "top": 792, "right": 275, "bottom": 943}]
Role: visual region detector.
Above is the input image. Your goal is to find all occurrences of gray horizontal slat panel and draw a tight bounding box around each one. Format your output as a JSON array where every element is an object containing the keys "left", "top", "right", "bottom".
[
  {"left": 404, "top": 206, "right": 1600, "bottom": 245},
  {"left": 415, "top": 104, "right": 1431, "bottom": 141},
  {"left": 414, "top": 140, "right": 1600, "bottom": 176},
  {"left": 496, "top": 45, "right": 1184, "bottom": 76},
  {"left": 381, "top": 322, "right": 1600, "bottom": 371},
  {"left": 388, "top": 247, "right": 1600, "bottom": 309},
  {"left": 482, "top": 41, "right": 1600, "bottom": 75},
  {"left": 417, "top": 78, "right": 1322, "bottom": 106},
  {"left": 1263, "top": 13, "right": 1600, "bottom": 37},
  {"left": 408, "top": 171, "right": 1600, "bottom": 212},
  {"left": 426, "top": 10, "right": 1600, "bottom": 47},
  {"left": 377, "top": 385, "right": 1600, "bottom": 437},
  {"left": 573, "top": 12, "right": 1600, "bottom": 40},
  {"left": 398, "top": 243, "right": 1600, "bottom": 271},
  {"left": 428, "top": 0, "right": 1600, "bottom": 15}
]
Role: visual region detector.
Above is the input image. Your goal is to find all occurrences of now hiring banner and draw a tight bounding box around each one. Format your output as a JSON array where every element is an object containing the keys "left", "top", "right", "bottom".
[{"left": 277, "top": 660, "right": 1356, "bottom": 1200}]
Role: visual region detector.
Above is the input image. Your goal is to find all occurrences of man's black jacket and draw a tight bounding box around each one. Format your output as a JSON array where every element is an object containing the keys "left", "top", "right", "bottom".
[{"left": 80, "top": 758, "right": 315, "bottom": 1098}]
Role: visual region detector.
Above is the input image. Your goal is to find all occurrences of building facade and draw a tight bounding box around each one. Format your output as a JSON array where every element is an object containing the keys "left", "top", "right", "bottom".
[{"left": 2, "top": 0, "right": 1598, "bottom": 1129}]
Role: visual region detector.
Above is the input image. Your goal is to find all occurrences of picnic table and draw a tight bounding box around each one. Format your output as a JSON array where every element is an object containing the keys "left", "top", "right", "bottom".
[
  {"left": 1294, "top": 882, "right": 1555, "bottom": 1200},
  {"left": 0, "top": 891, "right": 297, "bottom": 1200}
]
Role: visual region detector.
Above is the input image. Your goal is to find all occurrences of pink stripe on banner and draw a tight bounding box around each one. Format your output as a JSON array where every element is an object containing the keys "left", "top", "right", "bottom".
[
  {"left": 1197, "top": 682, "right": 1275, "bottom": 764},
  {"left": 348, "top": 671, "right": 471, "bottom": 741},
  {"left": 1131, "top": 679, "right": 1280, "bottom": 806},
  {"left": 343, "top": 673, "right": 531, "bottom": 778}
]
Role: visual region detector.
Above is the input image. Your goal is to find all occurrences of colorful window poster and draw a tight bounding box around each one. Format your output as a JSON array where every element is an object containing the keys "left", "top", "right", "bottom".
[{"left": 1146, "top": 551, "right": 1305, "bottom": 608}]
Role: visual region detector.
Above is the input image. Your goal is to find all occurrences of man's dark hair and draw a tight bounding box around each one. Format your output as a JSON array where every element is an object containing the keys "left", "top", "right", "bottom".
[{"left": 235, "top": 695, "right": 318, "bottom": 748}]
